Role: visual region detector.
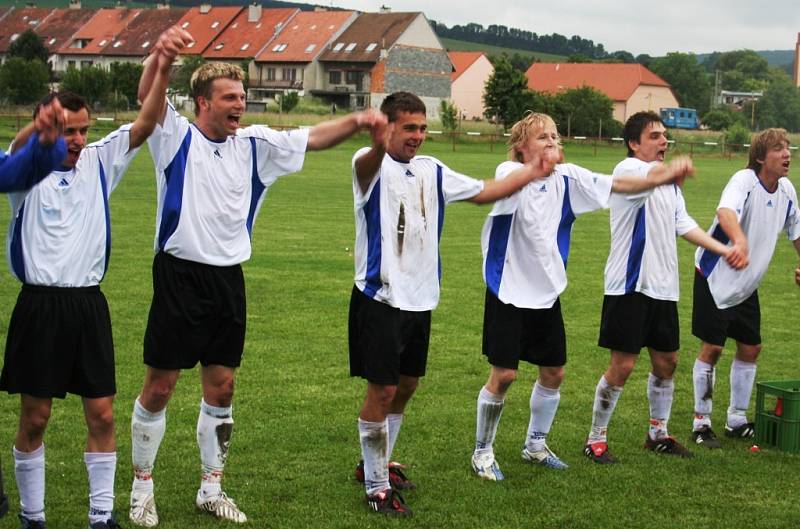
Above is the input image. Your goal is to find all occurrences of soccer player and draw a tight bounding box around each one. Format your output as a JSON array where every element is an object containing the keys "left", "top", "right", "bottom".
[
  {"left": 583, "top": 111, "right": 746, "bottom": 464},
  {"left": 471, "top": 112, "right": 697, "bottom": 480},
  {"left": 0, "top": 26, "right": 188, "bottom": 529},
  {"left": 350, "top": 93, "right": 559, "bottom": 517},
  {"left": 128, "top": 60, "right": 386, "bottom": 526},
  {"left": 690, "top": 128, "right": 799, "bottom": 448}
]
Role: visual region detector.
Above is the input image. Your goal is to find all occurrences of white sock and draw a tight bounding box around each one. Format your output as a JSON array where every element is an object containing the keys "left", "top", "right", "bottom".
[
  {"left": 647, "top": 373, "right": 674, "bottom": 440},
  {"left": 475, "top": 386, "right": 504, "bottom": 457},
  {"left": 692, "top": 358, "right": 715, "bottom": 430},
  {"left": 13, "top": 444, "right": 45, "bottom": 521},
  {"left": 131, "top": 397, "right": 166, "bottom": 495},
  {"left": 588, "top": 376, "right": 622, "bottom": 443},
  {"left": 358, "top": 418, "right": 389, "bottom": 496},
  {"left": 525, "top": 382, "right": 560, "bottom": 452},
  {"left": 386, "top": 413, "right": 403, "bottom": 462},
  {"left": 197, "top": 399, "right": 233, "bottom": 498},
  {"left": 727, "top": 358, "right": 757, "bottom": 428},
  {"left": 85, "top": 452, "right": 116, "bottom": 525}
]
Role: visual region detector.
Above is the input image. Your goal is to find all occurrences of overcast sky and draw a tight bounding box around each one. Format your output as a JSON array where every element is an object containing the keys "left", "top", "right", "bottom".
[{"left": 331, "top": 0, "right": 800, "bottom": 57}]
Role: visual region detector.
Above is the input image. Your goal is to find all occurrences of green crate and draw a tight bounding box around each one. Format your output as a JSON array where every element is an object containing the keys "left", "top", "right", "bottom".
[{"left": 755, "top": 380, "right": 800, "bottom": 454}]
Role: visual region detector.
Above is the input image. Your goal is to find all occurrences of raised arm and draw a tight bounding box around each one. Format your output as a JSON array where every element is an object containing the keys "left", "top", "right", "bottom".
[
  {"left": 130, "top": 27, "right": 192, "bottom": 149},
  {"left": 353, "top": 116, "right": 390, "bottom": 194},
  {"left": 307, "top": 108, "right": 387, "bottom": 151},
  {"left": 468, "top": 149, "right": 559, "bottom": 204},
  {"left": 612, "top": 155, "right": 695, "bottom": 194}
]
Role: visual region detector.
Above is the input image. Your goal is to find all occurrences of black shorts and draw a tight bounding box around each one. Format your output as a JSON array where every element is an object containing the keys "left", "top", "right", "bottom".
[
  {"left": 692, "top": 270, "right": 761, "bottom": 346},
  {"left": 143, "top": 252, "right": 246, "bottom": 370},
  {"left": 482, "top": 289, "right": 566, "bottom": 369},
  {"left": 348, "top": 286, "right": 430, "bottom": 385},
  {"left": 598, "top": 293, "right": 679, "bottom": 354},
  {"left": 0, "top": 284, "right": 116, "bottom": 399}
]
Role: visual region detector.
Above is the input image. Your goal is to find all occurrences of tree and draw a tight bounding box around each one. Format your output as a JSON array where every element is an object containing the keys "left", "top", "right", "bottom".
[
  {"left": 59, "top": 65, "right": 112, "bottom": 109},
  {"left": 170, "top": 55, "right": 204, "bottom": 96},
  {"left": 650, "top": 52, "right": 712, "bottom": 115},
  {"left": 483, "top": 56, "right": 529, "bottom": 129},
  {"left": 551, "top": 85, "right": 614, "bottom": 137},
  {"left": 8, "top": 29, "right": 49, "bottom": 65},
  {"left": 724, "top": 121, "right": 751, "bottom": 151},
  {"left": 0, "top": 57, "right": 49, "bottom": 104},
  {"left": 754, "top": 70, "right": 800, "bottom": 131},
  {"left": 278, "top": 91, "right": 299, "bottom": 113},
  {"left": 439, "top": 99, "right": 458, "bottom": 132},
  {"left": 701, "top": 107, "right": 744, "bottom": 131},
  {"left": 110, "top": 61, "right": 143, "bottom": 109}
]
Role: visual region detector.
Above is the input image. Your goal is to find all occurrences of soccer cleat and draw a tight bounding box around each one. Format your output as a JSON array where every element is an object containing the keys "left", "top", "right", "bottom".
[
  {"left": 470, "top": 452, "right": 504, "bottom": 481},
  {"left": 365, "top": 488, "right": 412, "bottom": 517},
  {"left": 521, "top": 444, "right": 569, "bottom": 470},
  {"left": 354, "top": 460, "right": 416, "bottom": 490},
  {"left": 195, "top": 490, "right": 247, "bottom": 524},
  {"left": 725, "top": 422, "right": 755, "bottom": 439},
  {"left": 691, "top": 426, "right": 722, "bottom": 449},
  {"left": 583, "top": 441, "right": 617, "bottom": 464},
  {"left": 89, "top": 515, "right": 123, "bottom": 529},
  {"left": 644, "top": 436, "right": 694, "bottom": 458},
  {"left": 129, "top": 491, "right": 158, "bottom": 527},
  {"left": 18, "top": 514, "right": 46, "bottom": 529}
]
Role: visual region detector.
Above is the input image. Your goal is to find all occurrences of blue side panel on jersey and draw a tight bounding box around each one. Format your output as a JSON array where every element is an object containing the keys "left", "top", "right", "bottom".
[
  {"left": 9, "top": 202, "right": 26, "bottom": 283},
  {"left": 246, "top": 137, "right": 266, "bottom": 237},
  {"left": 625, "top": 205, "right": 647, "bottom": 293},
  {"left": 557, "top": 175, "right": 576, "bottom": 268},
  {"left": 785, "top": 199, "right": 794, "bottom": 226},
  {"left": 485, "top": 214, "right": 512, "bottom": 296},
  {"left": 157, "top": 129, "right": 192, "bottom": 250},
  {"left": 98, "top": 160, "right": 111, "bottom": 278},
  {"left": 697, "top": 223, "right": 730, "bottom": 277},
  {"left": 436, "top": 165, "right": 445, "bottom": 280},
  {"left": 363, "top": 180, "right": 382, "bottom": 298}
]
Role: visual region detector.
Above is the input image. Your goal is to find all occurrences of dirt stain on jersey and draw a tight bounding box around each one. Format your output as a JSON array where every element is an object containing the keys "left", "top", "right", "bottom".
[
  {"left": 419, "top": 186, "right": 427, "bottom": 230},
  {"left": 397, "top": 202, "right": 405, "bottom": 255}
]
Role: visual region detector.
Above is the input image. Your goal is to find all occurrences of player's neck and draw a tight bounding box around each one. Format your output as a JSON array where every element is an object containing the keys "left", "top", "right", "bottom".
[{"left": 757, "top": 170, "right": 780, "bottom": 192}]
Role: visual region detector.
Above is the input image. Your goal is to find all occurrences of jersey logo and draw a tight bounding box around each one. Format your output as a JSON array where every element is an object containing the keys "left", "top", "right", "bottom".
[
  {"left": 214, "top": 149, "right": 222, "bottom": 159},
  {"left": 767, "top": 200, "right": 773, "bottom": 208},
  {"left": 58, "top": 177, "right": 69, "bottom": 187},
  {"left": 405, "top": 169, "right": 414, "bottom": 178},
  {"left": 539, "top": 184, "right": 547, "bottom": 192}
]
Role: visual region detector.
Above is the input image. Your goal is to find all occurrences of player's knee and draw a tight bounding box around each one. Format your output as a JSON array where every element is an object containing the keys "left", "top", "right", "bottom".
[
  {"left": 738, "top": 344, "right": 761, "bottom": 362},
  {"left": 86, "top": 406, "right": 115, "bottom": 436},
  {"left": 143, "top": 381, "right": 175, "bottom": 409},
  {"left": 540, "top": 367, "right": 564, "bottom": 387},
  {"left": 700, "top": 344, "right": 723, "bottom": 364},
  {"left": 20, "top": 409, "right": 50, "bottom": 438},
  {"left": 207, "top": 377, "right": 235, "bottom": 406}
]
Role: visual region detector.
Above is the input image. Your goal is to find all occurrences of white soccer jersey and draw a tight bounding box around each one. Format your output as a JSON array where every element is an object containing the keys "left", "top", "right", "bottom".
[
  {"left": 604, "top": 157, "right": 698, "bottom": 301},
  {"left": 149, "top": 101, "right": 308, "bottom": 266},
  {"left": 482, "top": 161, "right": 612, "bottom": 309},
  {"left": 351, "top": 148, "right": 484, "bottom": 311},
  {"left": 6, "top": 125, "right": 138, "bottom": 287},
  {"left": 696, "top": 169, "right": 800, "bottom": 309}
]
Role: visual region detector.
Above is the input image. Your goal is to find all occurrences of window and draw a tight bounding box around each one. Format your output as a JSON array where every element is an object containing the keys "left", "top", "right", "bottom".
[
  {"left": 282, "top": 68, "right": 296, "bottom": 82},
  {"left": 310, "top": 24, "right": 317, "bottom": 30},
  {"left": 113, "top": 41, "right": 123, "bottom": 48},
  {"left": 99, "top": 39, "right": 108, "bottom": 47},
  {"left": 345, "top": 70, "right": 360, "bottom": 84},
  {"left": 141, "top": 41, "right": 150, "bottom": 48},
  {"left": 10, "top": 34, "right": 18, "bottom": 42},
  {"left": 68, "top": 60, "right": 76, "bottom": 69},
  {"left": 333, "top": 42, "right": 344, "bottom": 52},
  {"left": 272, "top": 43, "right": 287, "bottom": 52},
  {"left": 81, "top": 60, "right": 92, "bottom": 69},
  {"left": 304, "top": 44, "right": 316, "bottom": 53},
  {"left": 181, "top": 21, "right": 189, "bottom": 29},
  {"left": 214, "top": 43, "right": 224, "bottom": 50},
  {"left": 240, "top": 43, "right": 249, "bottom": 51},
  {"left": 187, "top": 41, "right": 195, "bottom": 48},
  {"left": 365, "top": 43, "right": 377, "bottom": 51},
  {"left": 345, "top": 42, "right": 356, "bottom": 52},
  {"left": 231, "top": 22, "right": 238, "bottom": 29},
  {"left": 211, "top": 21, "right": 219, "bottom": 28},
  {"left": 329, "top": 70, "right": 341, "bottom": 84},
  {"left": 48, "top": 38, "right": 56, "bottom": 45},
  {"left": 266, "top": 67, "right": 275, "bottom": 81}
]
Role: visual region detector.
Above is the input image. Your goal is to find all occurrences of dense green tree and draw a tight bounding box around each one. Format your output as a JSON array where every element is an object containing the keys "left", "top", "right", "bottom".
[
  {"left": 278, "top": 91, "right": 299, "bottom": 113},
  {"left": 110, "top": 61, "right": 143, "bottom": 109},
  {"left": 170, "top": 55, "right": 204, "bottom": 96},
  {"left": 439, "top": 99, "right": 458, "bottom": 132},
  {"left": 650, "top": 52, "right": 712, "bottom": 115},
  {"left": 754, "top": 70, "right": 800, "bottom": 132},
  {"left": 8, "top": 29, "right": 49, "bottom": 65},
  {"left": 701, "top": 106, "right": 745, "bottom": 131},
  {"left": 483, "top": 56, "right": 529, "bottom": 129},
  {"left": 635, "top": 54, "right": 653, "bottom": 68},
  {"left": 0, "top": 58, "right": 49, "bottom": 104},
  {"left": 567, "top": 54, "right": 592, "bottom": 63},
  {"left": 551, "top": 85, "right": 615, "bottom": 137},
  {"left": 724, "top": 121, "right": 751, "bottom": 151},
  {"left": 59, "top": 65, "right": 112, "bottom": 108}
]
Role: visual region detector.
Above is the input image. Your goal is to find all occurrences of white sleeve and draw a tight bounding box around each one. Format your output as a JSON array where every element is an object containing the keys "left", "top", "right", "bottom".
[
  {"left": 717, "top": 172, "right": 751, "bottom": 220},
  {"left": 94, "top": 123, "right": 140, "bottom": 195},
  {"left": 675, "top": 185, "right": 699, "bottom": 235},
  {"left": 351, "top": 146, "right": 378, "bottom": 206},
  {"left": 147, "top": 100, "right": 191, "bottom": 173},
  {"left": 612, "top": 158, "right": 653, "bottom": 204},
  {"left": 440, "top": 161, "right": 485, "bottom": 204},
  {"left": 562, "top": 163, "right": 612, "bottom": 216},
  {"left": 487, "top": 161, "right": 521, "bottom": 216},
  {"left": 783, "top": 183, "right": 800, "bottom": 241},
  {"left": 247, "top": 125, "right": 308, "bottom": 187}
]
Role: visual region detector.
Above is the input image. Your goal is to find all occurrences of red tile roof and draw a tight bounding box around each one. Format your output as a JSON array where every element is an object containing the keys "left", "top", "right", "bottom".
[
  {"left": 0, "top": 7, "right": 54, "bottom": 53},
  {"left": 255, "top": 10, "right": 355, "bottom": 63},
  {"left": 174, "top": 5, "right": 242, "bottom": 55},
  {"left": 448, "top": 51, "right": 483, "bottom": 81},
  {"left": 59, "top": 8, "right": 142, "bottom": 55},
  {"left": 317, "top": 12, "right": 419, "bottom": 63},
  {"left": 107, "top": 8, "right": 187, "bottom": 57},
  {"left": 525, "top": 63, "right": 672, "bottom": 102},
  {"left": 203, "top": 7, "right": 298, "bottom": 60},
  {"left": 35, "top": 8, "right": 97, "bottom": 53}
]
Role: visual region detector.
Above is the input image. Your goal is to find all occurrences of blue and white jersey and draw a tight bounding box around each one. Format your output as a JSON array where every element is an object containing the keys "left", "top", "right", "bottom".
[
  {"left": 6, "top": 125, "right": 138, "bottom": 287},
  {"left": 351, "top": 148, "right": 484, "bottom": 311},
  {"left": 696, "top": 169, "right": 800, "bottom": 309},
  {"left": 604, "top": 157, "right": 698, "bottom": 301},
  {"left": 482, "top": 161, "right": 612, "bottom": 309},
  {"left": 149, "top": 101, "right": 308, "bottom": 266}
]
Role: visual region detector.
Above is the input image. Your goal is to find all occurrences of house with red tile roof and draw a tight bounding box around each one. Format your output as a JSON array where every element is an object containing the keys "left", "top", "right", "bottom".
[
  {"left": 0, "top": 7, "right": 55, "bottom": 60},
  {"left": 34, "top": 7, "right": 97, "bottom": 70},
  {"left": 203, "top": 5, "right": 298, "bottom": 62},
  {"left": 101, "top": 6, "right": 186, "bottom": 64},
  {"left": 173, "top": 4, "right": 242, "bottom": 57},
  {"left": 315, "top": 10, "right": 451, "bottom": 114},
  {"left": 54, "top": 7, "right": 142, "bottom": 72},
  {"left": 448, "top": 51, "right": 493, "bottom": 120},
  {"left": 525, "top": 62, "right": 680, "bottom": 123},
  {"left": 250, "top": 9, "right": 356, "bottom": 101}
]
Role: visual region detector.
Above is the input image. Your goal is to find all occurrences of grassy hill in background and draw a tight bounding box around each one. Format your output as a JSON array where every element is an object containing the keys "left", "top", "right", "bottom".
[{"left": 439, "top": 37, "right": 566, "bottom": 62}]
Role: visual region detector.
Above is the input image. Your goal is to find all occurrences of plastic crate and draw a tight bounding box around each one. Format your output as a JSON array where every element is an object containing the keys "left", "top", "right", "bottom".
[{"left": 755, "top": 380, "right": 800, "bottom": 454}]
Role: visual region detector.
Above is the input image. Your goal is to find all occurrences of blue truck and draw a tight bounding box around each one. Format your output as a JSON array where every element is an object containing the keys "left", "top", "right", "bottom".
[{"left": 660, "top": 107, "right": 699, "bottom": 129}]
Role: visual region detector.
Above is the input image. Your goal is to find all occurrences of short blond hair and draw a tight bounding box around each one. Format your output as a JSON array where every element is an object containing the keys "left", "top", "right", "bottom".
[
  {"left": 508, "top": 112, "right": 559, "bottom": 162},
  {"left": 190, "top": 62, "right": 245, "bottom": 115},
  {"left": 748, "top": 128, "right": 789, "bottom": 174}
]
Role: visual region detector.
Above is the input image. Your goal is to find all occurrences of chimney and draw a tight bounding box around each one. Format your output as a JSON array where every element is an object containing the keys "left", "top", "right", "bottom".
[
  {"left": 248, "top": 2, "right": 262, "bottom": 22},
  {"left": 380, "top": 5, "right": 391, "bottom": 12},
  {"left": 156, "top": 1, "right": 169, "bottom": 9},
  {"left": 69, "top": 0, "right": 81, "bottom": 9},
  {"left": 199, "top": 3, "right": 211, "bottom": 14},
  {"left": 795, "top": 33, "right": 800, "bottom": 88}
]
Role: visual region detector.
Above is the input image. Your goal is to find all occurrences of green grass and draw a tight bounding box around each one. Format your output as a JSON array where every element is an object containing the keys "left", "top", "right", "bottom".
[
  {"left": 0, "top": 131, "right": 799, "bottom": 529},
  {"left": 440, "top": 37, "right": 566, "bottom": 63}
]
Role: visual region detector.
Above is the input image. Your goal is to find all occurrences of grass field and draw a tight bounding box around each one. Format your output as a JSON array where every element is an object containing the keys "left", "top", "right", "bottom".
[{"left": 0, "top": 127, "right": 798, "bottom": 529}]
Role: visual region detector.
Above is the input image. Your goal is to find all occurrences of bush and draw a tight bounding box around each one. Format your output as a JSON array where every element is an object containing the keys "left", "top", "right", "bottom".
[
  {"left": 701, "top": 106, "right": 745, "bottom": 131},
  {"left": 440, "top": 99, "right": 458, "bottom": 132},
  {"left": 278, "top": 91, "right": 299, "bottom": 113},
  {"left": 724, "top": 121, "right": 751, "bottom": 151},
  {"left": 0, "top": 58, "right": 50, "bottom": 105}
]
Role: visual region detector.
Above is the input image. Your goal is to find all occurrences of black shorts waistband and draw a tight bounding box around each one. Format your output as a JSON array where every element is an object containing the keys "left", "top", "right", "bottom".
[
  {"left": 22, "top": 284, "right": 101, "bottom": 294},
  {"left": 156, "top": 251, "right": 243, "bottom": 272}
]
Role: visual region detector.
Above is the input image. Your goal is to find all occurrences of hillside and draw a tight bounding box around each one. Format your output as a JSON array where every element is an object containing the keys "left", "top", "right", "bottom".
[{"left": 439, "top": 37, "right": 565, "bottom": 62}]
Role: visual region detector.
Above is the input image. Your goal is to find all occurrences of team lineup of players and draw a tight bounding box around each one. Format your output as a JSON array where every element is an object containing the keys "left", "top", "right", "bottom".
[{"left": 0, "top": 24, "right": 797, "bottom": 527}]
